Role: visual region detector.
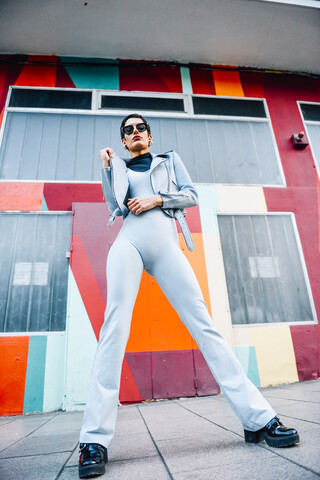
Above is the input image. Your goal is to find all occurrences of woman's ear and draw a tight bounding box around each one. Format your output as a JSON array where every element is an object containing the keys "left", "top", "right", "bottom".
[
  {"left": 122, "top": 139, "right": 128, "bottom": 150},
  {"left": 148, "top": 134, "right": 153, "bottom": 146}
]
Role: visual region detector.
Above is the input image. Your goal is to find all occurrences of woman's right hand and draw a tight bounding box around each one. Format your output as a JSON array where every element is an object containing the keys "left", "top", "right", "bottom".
[{"left": 99, "top": 147, "right": 114, "bottom": 167}]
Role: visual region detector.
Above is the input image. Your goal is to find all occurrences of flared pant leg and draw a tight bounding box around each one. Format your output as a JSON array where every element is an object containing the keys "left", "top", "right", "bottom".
[
  {"left": 79, "top": 237, "right": 144, "bottom": 449},
  {"left": 149, "top": 244, "right": 276, "bottom": 432}
]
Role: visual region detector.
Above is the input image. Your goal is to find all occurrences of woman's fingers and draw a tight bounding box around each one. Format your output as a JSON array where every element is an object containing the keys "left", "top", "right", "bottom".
[
  {"left": 99, "top": 147, "right": 113, "bottom": 167},
  {"left": 127, "top": 196, "right": 155, "bottom": 214}
]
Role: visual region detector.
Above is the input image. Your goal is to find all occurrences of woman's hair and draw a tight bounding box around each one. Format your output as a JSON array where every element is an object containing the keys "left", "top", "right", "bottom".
[{"left": 120, "top": 113, "right": 151, "bottom": 140}]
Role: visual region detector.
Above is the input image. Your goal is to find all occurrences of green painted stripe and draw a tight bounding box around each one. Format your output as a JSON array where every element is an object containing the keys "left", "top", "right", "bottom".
[
  {"left": 234, "top": 346, "right": 261, "bottom": 387},
  {"left": 60, "top": 57, "right": 119, "bottom": 90},
  {"left": 23, "top": 336, "right": 47, "bottom": 413},
  {"left": 180, "top": 66, "right": 193, "bottom": 94}
]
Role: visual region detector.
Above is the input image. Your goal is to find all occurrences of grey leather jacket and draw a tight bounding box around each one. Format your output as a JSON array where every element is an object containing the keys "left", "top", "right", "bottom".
[{"left": 101, "top": 150, "right": 199, "bottom": 251}]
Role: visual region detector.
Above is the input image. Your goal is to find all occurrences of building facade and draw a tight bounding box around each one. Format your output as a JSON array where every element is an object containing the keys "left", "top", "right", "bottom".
[{"left": 0, "top": 55, "right": 319, "bottom": 415}]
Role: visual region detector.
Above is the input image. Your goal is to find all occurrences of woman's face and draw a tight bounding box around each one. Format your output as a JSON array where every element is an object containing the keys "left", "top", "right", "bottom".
[{"left": 122, "top": 117, "right": 152, "bottom": 156}]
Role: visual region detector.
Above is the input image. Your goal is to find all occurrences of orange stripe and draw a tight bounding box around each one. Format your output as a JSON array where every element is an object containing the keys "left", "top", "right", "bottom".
[
  {"left": 212, "top": 69, "right": 244, "bottom": 97},
  {"left": 0, "top": 337, "right": 29, "bottom": 415}
]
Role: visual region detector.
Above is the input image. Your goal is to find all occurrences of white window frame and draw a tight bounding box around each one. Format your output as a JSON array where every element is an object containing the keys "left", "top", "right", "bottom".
[
  {"left": 0, "top": 210, "right": 72, "bottom": 336},
  {"left": 217, "top": 211, "right": 318, "bottom": 327},
  {"left": 0, "top": 86, "right": 285, "bottom": 187},
  {"left": 297, "top": 100, "right": 320, "bottom": 182}
]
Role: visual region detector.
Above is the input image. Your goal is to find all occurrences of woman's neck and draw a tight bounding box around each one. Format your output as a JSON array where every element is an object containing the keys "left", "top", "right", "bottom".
[{"left": 129, "top": 147, "right": 150, "bottom": 159}]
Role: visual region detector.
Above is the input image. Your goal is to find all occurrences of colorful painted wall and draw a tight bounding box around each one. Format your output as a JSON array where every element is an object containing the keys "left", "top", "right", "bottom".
[{"left": 0, "top": 55, "right": 319, "bottom": 415}]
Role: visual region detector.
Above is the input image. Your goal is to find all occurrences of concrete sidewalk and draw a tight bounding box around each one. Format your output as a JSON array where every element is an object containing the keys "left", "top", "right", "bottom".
[{"left": 0, "top": 380, "right": 319, "bottom": 480}]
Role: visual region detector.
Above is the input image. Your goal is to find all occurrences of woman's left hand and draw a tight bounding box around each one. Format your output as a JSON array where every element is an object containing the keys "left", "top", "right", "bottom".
[{"left": 127, "top": 195, "right": 163, "bottom": 215}]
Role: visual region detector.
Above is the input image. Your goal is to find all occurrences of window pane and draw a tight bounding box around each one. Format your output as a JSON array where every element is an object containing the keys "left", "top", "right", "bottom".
[
  {"left": 9, "top": 88, "right": 92, "bottom": 110},
  {"left": 0, "top": 213, "right": 71, "bottom": 332},
  {"left": 193, "top": 97, "right": 266, "bottom": 117},
  {"left": 101, "top": 95, "right": 185, "bottom": 112},
  {"left": 218, "top": 215, "right": 314, "bottom": 325},
  {"left": 305, "top": 124, "right": 320, "bottom": 180},
  {"left": 300, "top": 103, "right": 320, "bottom": 121},
  {"left": 0, "top": 113, "right": 282, "bottom": 185}
]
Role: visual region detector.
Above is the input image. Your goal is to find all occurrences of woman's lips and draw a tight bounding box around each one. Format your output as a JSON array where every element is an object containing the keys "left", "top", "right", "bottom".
[{"left": 133, "top": 135, "right": 141, "bottom": 141}]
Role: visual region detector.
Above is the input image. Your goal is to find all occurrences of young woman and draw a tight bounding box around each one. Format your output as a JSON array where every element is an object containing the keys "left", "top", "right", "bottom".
[{"left": 78, "top": 114, "right": 299, "bottom": 479}]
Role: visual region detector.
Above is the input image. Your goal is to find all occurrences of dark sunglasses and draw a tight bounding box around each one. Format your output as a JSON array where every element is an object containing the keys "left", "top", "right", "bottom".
[{"left": 122, "top": 122, "right": 148, "bottom": 136}]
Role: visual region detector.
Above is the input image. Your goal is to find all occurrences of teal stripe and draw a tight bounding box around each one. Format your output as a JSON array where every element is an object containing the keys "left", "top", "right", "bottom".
[
  {"left": 234, "top": 346, "right": 261, "bottom": 387},
  {"left": 60, "top": 57, "right": 119, "bottom": 90},
  {"left": 180, "top": 66, "right": 193, "bottom": 94},
  {"left": 41, "top": 195, "right": 48, "bottom": 211},
  {"left": 23, "top": 336, "right": 47, "bottom": 413}
]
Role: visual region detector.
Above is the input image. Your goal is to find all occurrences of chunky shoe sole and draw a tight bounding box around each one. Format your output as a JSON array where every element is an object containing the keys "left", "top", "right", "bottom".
[
  {"left": 244, "top": 429, "right": 300, "bottom": 448},
  {"left": 79, "top": 461, "right": 106, "bottom": 478}
]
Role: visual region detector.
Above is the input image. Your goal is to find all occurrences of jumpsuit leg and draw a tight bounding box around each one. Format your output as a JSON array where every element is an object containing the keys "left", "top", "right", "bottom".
[
  {"left": 79, "top": 237, "right": 144, "bottom": 449},
  {"left": 148, "top": 244, "right": 276, "bottom": 432}
]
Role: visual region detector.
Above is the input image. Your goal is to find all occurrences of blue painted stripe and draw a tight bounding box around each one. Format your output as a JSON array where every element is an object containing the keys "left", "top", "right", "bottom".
[
  {"left": 60, "top": 57, "right": 119, "bottom": 90},
  {"left": 23, "top": 336, "right": 47, "bottom": 413},
  {"left": 234, "top": 346, "right": 261, "bottom": 387}
]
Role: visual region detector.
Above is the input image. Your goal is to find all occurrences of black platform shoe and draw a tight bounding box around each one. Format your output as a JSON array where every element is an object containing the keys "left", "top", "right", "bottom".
[
  {"left": 244, "top": 416, "right": 299, "bottom": 448},
  {"left": 78, "top": 443, "right": 108, "bottom": 478}
]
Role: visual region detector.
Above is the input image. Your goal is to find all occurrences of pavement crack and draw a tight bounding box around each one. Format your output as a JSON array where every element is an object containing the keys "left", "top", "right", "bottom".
[{"left": 137, "top": 406, "right": 175, "bottom": 480}]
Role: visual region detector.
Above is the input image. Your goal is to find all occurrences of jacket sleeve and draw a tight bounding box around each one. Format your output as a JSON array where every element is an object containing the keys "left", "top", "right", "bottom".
[
  {"left": 159, "top": 151, "right": 199, "bottom": 210},
  {"left": 101, "top": 166, "right": 119, "bottom": 215}
]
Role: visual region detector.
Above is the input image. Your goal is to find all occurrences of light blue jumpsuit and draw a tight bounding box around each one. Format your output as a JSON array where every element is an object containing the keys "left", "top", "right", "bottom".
[{"left": 79, "top": 165, "right": 276, "bottom": 449}]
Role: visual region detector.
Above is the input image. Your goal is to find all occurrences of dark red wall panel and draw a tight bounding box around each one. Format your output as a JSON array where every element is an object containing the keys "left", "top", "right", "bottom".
[
  {"left": 290, "top": 325, "right": 319, "bottom": 381},
  {"left": 43, "top": 183, "right": 104, "bottom": 211},
  {"left": 119, "top": 61, "right": 182, "bottom": 93}
]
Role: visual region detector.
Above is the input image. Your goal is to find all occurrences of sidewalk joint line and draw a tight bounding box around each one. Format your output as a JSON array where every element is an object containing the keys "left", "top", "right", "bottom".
[
  {"left": 25, "top": 412, "right": 62, "bottom": 437},
  {"left": 176, "top": 401, "right": 320, "bottom": 477},
  {"left": 277, "top": 413, "right": 320, "bottom": 425},
  {"left": 55, "top": 442, "right": 79, "bottom": 480},
  {"left": 0, "top": 412, "right": 61, "bottom": 455},
  {"left": 264, "top": 395, "right": 320, "bottom": 405},
  {"left": 0, "top": 449, "right": 75, "bottom": 460},
  {"left": 137, "top": 405, "right": 175, "bottom": 480}
]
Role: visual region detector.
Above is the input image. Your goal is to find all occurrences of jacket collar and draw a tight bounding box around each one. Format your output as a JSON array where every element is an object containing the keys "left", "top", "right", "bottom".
[
  {"left": 123, "top": 151, "right": 168, "bottom": 172},
  {"left": 150, "top": 152, "right": 168, "bottom": 173}
]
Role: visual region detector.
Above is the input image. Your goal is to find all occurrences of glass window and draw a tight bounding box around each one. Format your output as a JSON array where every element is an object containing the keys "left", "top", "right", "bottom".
[
  {"left": 0, "top": 213, "right": 71, "bottom": 332},
  {"left": 101, "top": 95, "right": 185, "bottom": 112},
  {"left": 193, "top": 97, "right": 266, "bottom": 117},
  {"left": 9, "top": 88, "right": 92, "bottom": 110},
  {"left": 218, "top": 214, "right": 314, "bottom": 325},
  {"left": 300, "top": 103, "right": 320, "bottom": 121},
  {"left": 300, "top": 102, "right": 320, "bottom": 182}
]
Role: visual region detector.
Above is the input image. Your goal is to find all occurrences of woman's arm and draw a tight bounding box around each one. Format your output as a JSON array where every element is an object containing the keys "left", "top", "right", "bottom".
[
  {"left": 159, "top": 151, "right": 199, "bottom": 210},
  {"left": 100, "top": 148, "right": 120, "bottom": 215}
]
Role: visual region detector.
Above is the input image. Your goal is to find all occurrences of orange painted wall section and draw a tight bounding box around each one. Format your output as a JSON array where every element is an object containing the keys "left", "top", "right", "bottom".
[
  {"left": 212, "top": 69, "right": 244, "bottom": 97},
  {"left": 0, "top": 337, "right": 29, "bottom": 415},
  {"left": 126, "top": 234, "right": 211, "bottom": 353},
  {"left": 0, "top": 182, "right": 44, "bottom": 211}
]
